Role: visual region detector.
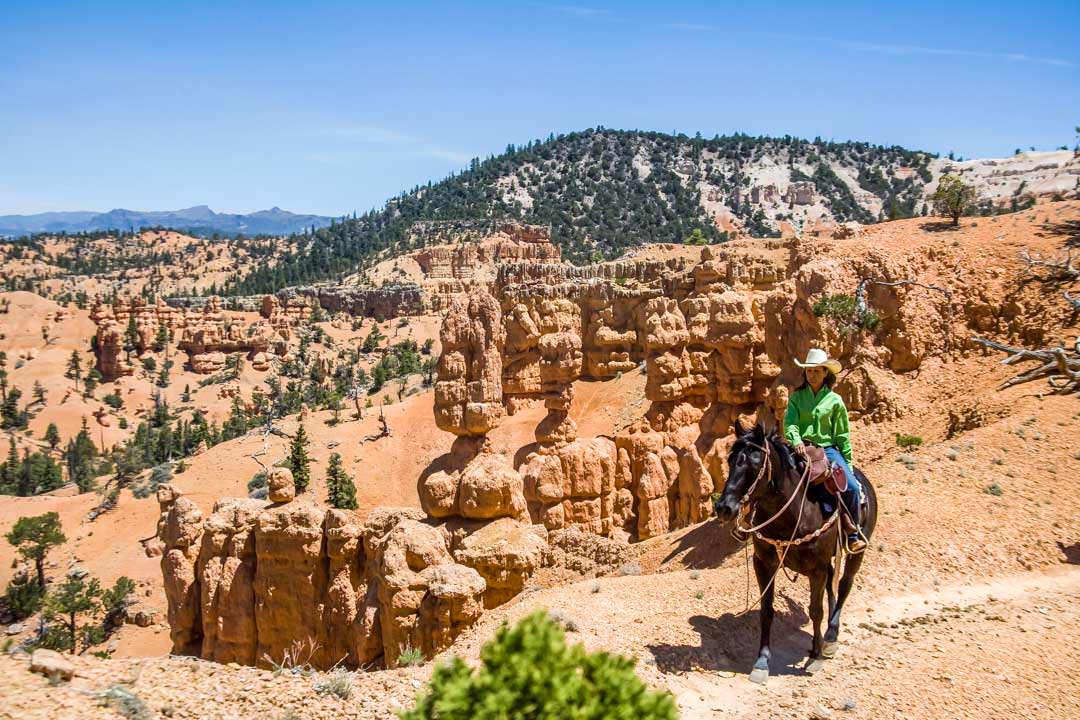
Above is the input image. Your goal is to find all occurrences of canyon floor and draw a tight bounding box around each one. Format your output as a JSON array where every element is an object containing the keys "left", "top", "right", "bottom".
[
  {"left": 2, "top": 203, "right": 1080, "bottom": 718},
  {"left": 3, "top": 385, "right": 1079, "bottom": 719}
]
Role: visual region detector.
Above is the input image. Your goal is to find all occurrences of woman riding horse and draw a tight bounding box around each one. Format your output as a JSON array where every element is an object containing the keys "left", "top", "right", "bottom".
[
  {"left": 712, "top": 348, "right": 878, "bottom": 683},
  {"left": 784, "top": 348, "right": 866, "bottom": 552}
]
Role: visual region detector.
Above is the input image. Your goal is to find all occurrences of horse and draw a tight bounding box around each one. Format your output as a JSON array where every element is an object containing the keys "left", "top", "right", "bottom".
[{"left": 713, "top": 421, "right": 878, "bottom": 683}]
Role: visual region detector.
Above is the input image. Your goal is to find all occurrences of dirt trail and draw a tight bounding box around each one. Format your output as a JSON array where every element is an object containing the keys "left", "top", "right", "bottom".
[{"left": 667, "top": 565, "right": 1080, "bottom": 719}]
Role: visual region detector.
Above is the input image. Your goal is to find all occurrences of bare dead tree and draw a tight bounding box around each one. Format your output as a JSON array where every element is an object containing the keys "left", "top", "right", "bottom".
[
  {"left": 360, "top": 407, "right": 390, "bottom": 444},
  {"left": 971, "top": 332, "right": 1080, "bottom": 394},
  {"left": 1020, "top": 249, "right": 1079, "bottom": 281}
]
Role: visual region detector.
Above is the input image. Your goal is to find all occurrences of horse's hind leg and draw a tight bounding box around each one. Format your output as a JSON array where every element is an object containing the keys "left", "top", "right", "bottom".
[
  {"left": 823, "top": 553, "right": 866, "bottom": 654},
  {"left": 750, "top": 553, "right": 776, "bottom": 684}
]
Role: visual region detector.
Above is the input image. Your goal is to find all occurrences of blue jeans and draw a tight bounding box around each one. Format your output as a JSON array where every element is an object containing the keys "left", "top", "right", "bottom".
[{"left": 824, "top": 447, "right": 861, "bottom": 531}]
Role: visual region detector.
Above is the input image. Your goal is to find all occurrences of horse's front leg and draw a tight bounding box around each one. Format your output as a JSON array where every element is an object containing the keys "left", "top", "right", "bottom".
[
  {"left": 808, "top": 570, "right": 827, "bottom": 661},
  {"left": 750, "top": 552, "right": 776, "bottom": 684}
]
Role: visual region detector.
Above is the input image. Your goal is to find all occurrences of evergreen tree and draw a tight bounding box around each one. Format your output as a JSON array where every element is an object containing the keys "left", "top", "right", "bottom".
[
  {"left": 32, "top": 381, "right": 46, "bottom": 405},
  {"left": 64, "top": 418, "right": 99, "bottom": 492},
  {"left": 42, "top": 574, "right": 101, "bottom": 654},
  {"left": 44, "top": 422, "right": 61, "bottom": 451},
  {"left": 123, "top": 313, "right": 139, "bottom": 359},
  {"left": 288, "top": 423, "right": 311, "bottom": 493},
  {"left": 325, "top": 452, "right": 357, "bottom": 510},
  {"left": 154, "top": 323, "right": 169, "bottom": 352},
  {"left": 5, "top": 511, "right": 66, "bottom": 589},
  {"left": 932, "top": 174, "right": 976, "bottom": 226},
  {"left": 2, "top": 436, "right": 20, "bottom": 492},
  {"left": 66, "top": 350, "right": 82, "bottom": 390}
]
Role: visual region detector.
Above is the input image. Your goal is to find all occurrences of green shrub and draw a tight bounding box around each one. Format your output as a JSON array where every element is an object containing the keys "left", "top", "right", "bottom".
[
  {"left": 398, "top": 645, "right": 425, "bottom": 667},
  {"left": 812, "top": 293, "right": 881, "bottom": 333},
  {"left": 3, "top": 574, "right": 44, "bottom": 619},
  {"left": 984, "top": 482, "right": 1003, "bottom": 497},
  {"left": 99, "top": 685, "right": 153, "bottom": 720},
  {"left": 894, "top": 433, "right": 923, "bottom": 449},
  {"left": 314, "top": 668, "right": 354, "bottom": 699},
  {"left": 400, "top": 611, "right": 675, "bottom": 720}
]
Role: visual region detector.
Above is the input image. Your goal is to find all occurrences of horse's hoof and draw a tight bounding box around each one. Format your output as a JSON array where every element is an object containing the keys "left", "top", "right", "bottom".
[
  {"left": 821, "top": 641, "right": 838, "bottom": 658},
  {"left": 749, "top": 667, "right": 769, "bottom": 684},
  {"left": 806, "top": 658, "right": 826, "bottom": 674}
]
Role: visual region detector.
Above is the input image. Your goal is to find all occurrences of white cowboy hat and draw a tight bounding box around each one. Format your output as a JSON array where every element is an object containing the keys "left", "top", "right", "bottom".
[{"left": 794, "top": 348, "right": 842, "bottom": 375}]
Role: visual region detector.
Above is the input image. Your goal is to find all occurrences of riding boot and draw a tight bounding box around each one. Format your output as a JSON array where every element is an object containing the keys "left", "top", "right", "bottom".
[{"left": 842, "top": 487, "right": 866, "bottom": 553}]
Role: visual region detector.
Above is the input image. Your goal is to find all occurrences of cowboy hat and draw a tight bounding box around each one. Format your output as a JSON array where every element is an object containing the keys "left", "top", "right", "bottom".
[{"left": 794, "top": 348, "right": 842, "bottom": 375}]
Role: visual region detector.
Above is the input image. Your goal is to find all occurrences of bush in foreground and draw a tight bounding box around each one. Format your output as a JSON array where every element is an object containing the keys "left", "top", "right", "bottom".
[{"left": 400, "top": 611, "right": 675, "bottom": 720}]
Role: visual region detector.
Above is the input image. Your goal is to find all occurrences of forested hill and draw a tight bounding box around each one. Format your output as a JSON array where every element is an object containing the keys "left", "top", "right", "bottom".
[{"left": 231, "top": 128, "right": 939, "bottom": 294}]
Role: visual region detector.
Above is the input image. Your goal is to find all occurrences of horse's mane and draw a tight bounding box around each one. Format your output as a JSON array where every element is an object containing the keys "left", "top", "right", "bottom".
[{"left": 731, "top": 421, "right": 802, "bottom": 473}]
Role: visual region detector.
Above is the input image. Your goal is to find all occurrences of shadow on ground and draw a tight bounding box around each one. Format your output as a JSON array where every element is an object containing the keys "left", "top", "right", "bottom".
[
  {"left": 661, "top": 519, "right": 745, "bottom": 569},
  {"left": 648, "top": 593, "right": 815, "bottom": 678},
  {"left": 920, "top": 221, "right": 961, "bottom": 233},
  {"left": 1058, "top": 541, "right": 1080, "bottom": 565}
]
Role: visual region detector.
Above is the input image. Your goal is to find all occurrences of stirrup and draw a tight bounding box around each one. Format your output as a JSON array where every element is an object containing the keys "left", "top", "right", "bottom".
[{"left": 847, "top": 535, "right": 867, "bottom": 554}]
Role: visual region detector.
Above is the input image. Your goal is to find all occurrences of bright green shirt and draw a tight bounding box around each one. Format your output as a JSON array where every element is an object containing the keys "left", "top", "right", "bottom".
[{"left": 783, "top": 386, "right": 853, "bottom": 463}]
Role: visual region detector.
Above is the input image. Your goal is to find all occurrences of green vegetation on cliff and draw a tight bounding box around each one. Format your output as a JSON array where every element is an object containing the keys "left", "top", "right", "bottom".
[{"left": 230, "top": 128, "right": 935, "bottom": 294}]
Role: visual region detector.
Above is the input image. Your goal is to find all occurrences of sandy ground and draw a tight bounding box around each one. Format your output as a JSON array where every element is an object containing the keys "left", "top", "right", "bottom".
[{"left": 1, "top": 202, "right": 1079, "bottom": 717}]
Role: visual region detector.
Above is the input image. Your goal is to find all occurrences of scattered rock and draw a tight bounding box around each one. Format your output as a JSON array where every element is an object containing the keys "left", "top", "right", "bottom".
[{"left": 29, "top": 649, "right": 74, "bottom": 681}]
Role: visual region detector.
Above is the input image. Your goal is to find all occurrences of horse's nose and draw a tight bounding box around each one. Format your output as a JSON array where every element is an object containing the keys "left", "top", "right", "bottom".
[{"left": 714, "top": 497, "right": 737, "bottom": 521}]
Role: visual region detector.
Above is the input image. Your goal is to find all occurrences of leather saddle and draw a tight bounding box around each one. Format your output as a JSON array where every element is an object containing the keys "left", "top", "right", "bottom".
[{"left": 803, "top": 445, "right": 848, "bottom": 495}]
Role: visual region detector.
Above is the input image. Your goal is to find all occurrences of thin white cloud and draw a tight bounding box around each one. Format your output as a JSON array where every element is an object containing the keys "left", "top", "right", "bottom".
[
  {"left": 552, "top": 5, "right": 612, "bottom": 19},
  {"left": 301, "top": 123, "right": 416, "bottom": 144},
  {"left": 667, "top": 22, "right": 715, "bottom": 31},
  {"left": 837, "top": 39, "right": 1074, "bottom": 68}
]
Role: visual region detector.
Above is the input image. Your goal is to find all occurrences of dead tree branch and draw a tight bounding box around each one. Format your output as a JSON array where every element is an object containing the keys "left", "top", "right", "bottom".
[
  {"left": 854, "top": 277, "right": 953, "bottom": 315},
  {"left": 1064, "top": 291, "right": 1080, "bottom": 312},
  {"left": 1021, "top": 249, "right": 1079, "bottom": 280},
  {"left": 971, "top": 336, "right": 1080, "bottom": 394}
]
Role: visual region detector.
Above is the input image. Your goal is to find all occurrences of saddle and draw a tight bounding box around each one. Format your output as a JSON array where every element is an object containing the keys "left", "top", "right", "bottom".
[{"left": 803, "top": 445, "right": 848, "bottom": 495}]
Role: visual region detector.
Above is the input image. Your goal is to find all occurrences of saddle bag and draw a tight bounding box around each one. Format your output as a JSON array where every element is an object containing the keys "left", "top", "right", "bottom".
[
  {"left": 804, "top": 445, "right": 849, "bottom": 495},
  {"left": 825, "top": 463, "right": 848, "bottom": 495}
]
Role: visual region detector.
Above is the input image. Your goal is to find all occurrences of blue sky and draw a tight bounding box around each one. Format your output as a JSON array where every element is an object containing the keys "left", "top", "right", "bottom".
[{"left": 1, "top": 1, "right": 1077, "bottom": 216}]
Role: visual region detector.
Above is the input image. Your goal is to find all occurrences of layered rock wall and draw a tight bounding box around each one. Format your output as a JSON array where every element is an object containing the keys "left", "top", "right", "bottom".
[{"left": 92, "top": 295, "right": 286, "bottom": 377}]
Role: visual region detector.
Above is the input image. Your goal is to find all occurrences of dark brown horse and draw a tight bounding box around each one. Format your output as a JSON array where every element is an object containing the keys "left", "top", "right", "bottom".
[{"left": 713, "top": 421, "right": 878, "bottom": 683}]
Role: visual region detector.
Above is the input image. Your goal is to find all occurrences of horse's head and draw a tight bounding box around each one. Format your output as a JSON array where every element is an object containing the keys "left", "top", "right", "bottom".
[{"left": 715, "top": 420, "right": 772, "bottom": 522}]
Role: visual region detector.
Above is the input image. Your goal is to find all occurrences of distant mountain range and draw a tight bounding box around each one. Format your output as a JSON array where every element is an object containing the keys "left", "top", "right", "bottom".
[{"left": 0, "top": 205, "right": 336, "bottom": 238}]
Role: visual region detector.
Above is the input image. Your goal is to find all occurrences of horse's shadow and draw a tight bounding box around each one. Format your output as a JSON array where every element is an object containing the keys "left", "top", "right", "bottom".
[
  {"left": 647, "top": 594, "right": 814, "bottom": 677},
  {"left": 661, "top": 518, "right": 744, "bottom": 569}
]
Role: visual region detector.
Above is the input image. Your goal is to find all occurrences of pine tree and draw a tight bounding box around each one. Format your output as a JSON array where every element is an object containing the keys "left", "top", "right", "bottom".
[
  {"left": 5, "top": 511, "right": 66, "bottom": 589},
  {"left": 42, "top": 574, "right": 101, "bottom": 654},
  {"left": 32, "top": 381, "right": 46, "bottom": 405},
  {"left": 288, "top": 423, "right": 311, "bottom": 493},
  {"left": 44, "top": 423, "right": 61, "bottom": 451},
  {"left": 2, "top": 436, "right": 20, "bottom": 491},
  {"left": 123, "top": 313, "right": 139, "bottom": 359},
  {"left": 325, "top": 452, "right": 357, "bottom": 510},
  {"left": 154, "top": 323, "right": 169, "bottom": 352},
  {"left": 66, "top": 350, "right": 82, "bottom": 390}
]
